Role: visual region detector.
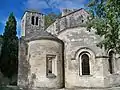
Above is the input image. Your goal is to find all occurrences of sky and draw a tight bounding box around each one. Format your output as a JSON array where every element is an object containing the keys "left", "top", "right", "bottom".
[{"left": 0, "top": 0, "right": 89, "bottom": 37}]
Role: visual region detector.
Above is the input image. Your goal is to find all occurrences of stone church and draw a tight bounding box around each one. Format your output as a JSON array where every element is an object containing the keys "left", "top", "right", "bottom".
[{"left": 18, "top": 8, "right": 120, "bottom": 89}]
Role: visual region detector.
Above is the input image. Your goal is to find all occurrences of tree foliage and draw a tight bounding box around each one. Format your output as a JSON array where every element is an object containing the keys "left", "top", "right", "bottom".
[
  {"left": 87, "top": 0, "right": 120, "bottom": 53},
  {"left": 45, "top": 13, "right": 61, "bottom": 29},
  {"left": 0, "top": 35, "right": 3, "bottom": 56},
  {"left": 0, "top": 13, "right": 18, "bottom": 81}
]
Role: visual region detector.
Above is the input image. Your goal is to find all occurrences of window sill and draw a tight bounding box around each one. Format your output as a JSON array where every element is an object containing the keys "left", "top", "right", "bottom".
[
  {"left": 46, "top": 73, "right": 56, "bottom": 79},
  {"left": 79, "top": 75, "right": 93, "bottom": 77}
]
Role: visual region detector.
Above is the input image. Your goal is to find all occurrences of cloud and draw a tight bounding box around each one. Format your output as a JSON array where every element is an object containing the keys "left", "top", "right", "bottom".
[
  {"left": 0, "top": 18, "right": 8, "bottom": 31},
  {"left": 25, "top": 0, "right": 49, "bottom": 10},
  {"left": 16, "top": 18, "right": 21, "bottom": 29},
  {"left": 16, "top": 18, "right": 21, "bottom": 37},
  {"left": 0, "top": 17, "right": 21, "bottom": 36},
  {"left": 25, "top": 0, "right": 87, "bottom": 11},
  {"left": 58, "top": 0, "right": 85, "bottom": 9},
  {"left": 0, "top": 19, "right": 6, "bottom": 26},
  {"left": 0, "top": 17, "right": 21, "bottom": 30}
]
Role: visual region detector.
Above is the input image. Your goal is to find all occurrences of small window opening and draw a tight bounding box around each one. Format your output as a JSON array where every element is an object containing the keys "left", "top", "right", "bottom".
[
  {"left": 108, "top": 51, "right": 114, "bottom": 74},
  {"left": 79, "top": 15, "right": 83, "bottom": 20},
  {"left": 31, "top": 16, "right": 34, "bottom": 25},
  {"left": 81, "top": 54, "right": 90, "bottom": 75},
  {"left": 46, "top": 55, "right": 56, "bottom": 78},
  {"left": 36, "top": 17, "right": 38, "bottom": 25},
  {"left": 48, "top": 58, "right": 52, "bottom": 73},
  {"left": 82, "top": 20, "right": 84, "bottom": 23}
]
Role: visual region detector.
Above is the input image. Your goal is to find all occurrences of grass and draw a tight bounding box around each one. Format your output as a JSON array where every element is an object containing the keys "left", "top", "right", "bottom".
[{"left": 0, "top": 86, "right": 20, "bottom": 90}]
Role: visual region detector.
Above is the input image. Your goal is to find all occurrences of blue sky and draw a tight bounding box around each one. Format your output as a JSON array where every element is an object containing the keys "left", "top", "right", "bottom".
[{"left": 0, "top": 0, "right": 89, "bottom": 37}]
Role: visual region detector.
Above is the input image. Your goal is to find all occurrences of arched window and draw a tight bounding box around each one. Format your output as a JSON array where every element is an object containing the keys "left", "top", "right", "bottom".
[
  {"left": 36, "top": 17, "right": 38, "bottom": 25},
  {"left": 31, "top": 16, "right": 34, "bottom": 25},
  {"left": 108, "top": 51, "right": 114, "bottom": 74},
  {"left": 81, "top": 54, "right": 90, "bottom": 75}
]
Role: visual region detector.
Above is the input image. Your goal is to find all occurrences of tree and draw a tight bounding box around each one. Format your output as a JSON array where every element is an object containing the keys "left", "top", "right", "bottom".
[
  {"left": 0, "top": 35, "right": 3, "bottom": 56},
  {"left": 0, "top": 13, "right": 18, "bottom": 81},
  {"left": 45, "top": 13, "right": 61, "bottom": 29},
  {"left": 87, "top": 0, "right": 120, "bottom": 53}
]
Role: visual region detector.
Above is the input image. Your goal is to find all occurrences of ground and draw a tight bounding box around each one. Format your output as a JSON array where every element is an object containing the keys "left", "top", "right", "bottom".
[{"left": 1, "top": 86, "right": 120, "bottom": 90}]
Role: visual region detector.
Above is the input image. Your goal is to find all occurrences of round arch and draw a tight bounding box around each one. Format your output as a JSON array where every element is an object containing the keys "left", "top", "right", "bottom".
[
  {"left": 75, "top": 47, "right": 96, "bottom": 60},
  {"left": 75, "top": 47, "right": 96, "bottom": 76},
  {"left": 107, "top": 49, "right": 116, "bottom": 74}
]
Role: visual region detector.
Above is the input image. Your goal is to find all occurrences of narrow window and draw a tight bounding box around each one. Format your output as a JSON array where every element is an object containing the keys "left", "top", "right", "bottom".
[
  {"left": 48, "top": 58, "right": 52, "bottom": 74},
  {"left": 82, "top": 20, "right": 84, "bottom": 23},
  {"left": 81, "top": 54, "right": 90, "bottom": 75},
  {"left": 108, "top": 51, "right": 114, "bottom": 74},
  {"left": 31, "top": 16, "right": 34, "bottom": 25},
  {"left": 36, "top": 17, "right": 38, "bottom": 25},
  {"left": 46, "top": 55, "right": 56, "bottom": 78},
  {"left": 79, "top": 15, "right": 83, "bottom": 21}
]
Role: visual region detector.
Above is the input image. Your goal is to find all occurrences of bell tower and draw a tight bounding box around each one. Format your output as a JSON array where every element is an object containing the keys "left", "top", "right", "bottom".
[{"left": 21, "top": 10, "right": 44, "bottom": 38}]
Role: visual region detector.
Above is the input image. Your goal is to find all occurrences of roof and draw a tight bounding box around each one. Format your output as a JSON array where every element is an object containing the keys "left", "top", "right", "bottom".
[
  {"left": 38, "top": 29, "right": 57, "bottom": 38},
  {"left": 24, "top": 29, "right": 63, "bottom": 43},
  {"left": 25, "top": 10, "right": 44, "bottom": 15},
  {"left": 21, "top": 9, "right": 44, "bottom": 19},
  {"left": 59, "top": 8, "right": 89, "bottom": 19}
]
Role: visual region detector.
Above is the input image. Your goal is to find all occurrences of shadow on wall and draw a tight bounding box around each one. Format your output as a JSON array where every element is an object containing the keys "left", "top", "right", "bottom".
[{"left": 0, "top": 70, "right": 10, "bottom": 86}]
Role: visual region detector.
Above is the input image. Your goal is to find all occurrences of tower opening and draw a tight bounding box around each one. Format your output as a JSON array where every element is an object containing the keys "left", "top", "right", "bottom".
[
  {"left": 31, "top": 16, "right": 34, "bottom": 25},
  {"left": 36, "top": 17, "right": 38, "bottom": 25}
]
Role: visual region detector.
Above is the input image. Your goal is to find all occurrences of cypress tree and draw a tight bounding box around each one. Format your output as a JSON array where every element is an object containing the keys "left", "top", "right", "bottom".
[{"left": 0, "top": 13, "right": 18, "bottom": 80}]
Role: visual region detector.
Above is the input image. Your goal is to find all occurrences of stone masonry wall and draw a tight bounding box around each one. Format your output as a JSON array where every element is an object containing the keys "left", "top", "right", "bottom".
[
  {"left": 18, "top": 38, "right": 30, "bottom": 88},
  {"left": 57, "top": 27, "right": 106, "bottom": 88},
  {"left": 21, "top": 11, "right": 44, "bottom": 38},
  {"left": 27, "top": 39, "right": 64, "bottom": 88},
  {"left": 46, "top": 9, "right": 90, "bottom": 36},
  {"left": 18, "top": 9, "right": 120, "bottom": 89}
]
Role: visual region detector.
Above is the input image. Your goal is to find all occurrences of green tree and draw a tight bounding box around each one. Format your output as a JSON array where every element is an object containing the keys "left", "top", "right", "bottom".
[
  {"left": 0, "top": 13, "right": 18, "bottom": 82},
  {"left": 45, "top": 13, "right": 61, "bottom": 29},
  {"left": 87, "top": 0, "right": 120, "bottom": 53},
  {"left": 0, "top": 35, "right": 3, "bottom": 56}
]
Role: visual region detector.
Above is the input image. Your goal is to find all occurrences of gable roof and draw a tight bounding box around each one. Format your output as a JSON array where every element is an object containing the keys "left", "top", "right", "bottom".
[
  {"left": 59, "top": 8, "right": 89, "bottom": 18},
  {"left": 24, "top": 29, "right": 63, "bottom": 43}
]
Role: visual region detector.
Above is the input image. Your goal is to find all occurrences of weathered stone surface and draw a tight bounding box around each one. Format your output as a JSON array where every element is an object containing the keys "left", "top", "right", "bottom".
[
  {"left": 18, "top": 38, "right": 30, "bottom": 88},
  {"left": 57, "top": 27, "right": 105, "bottom": 88},
  {"left": 46, "top": 9, "right": 89, "bottom": 36},
  {"left": 18, "top": 9, "right": 120, "bottom": 89},
  {"left": 19, "top": 87, "right": 120, "bottom": 90},
  {"left": 27, "top": 40, "right": 64, "bottom": 88},
  {"left": 21, "top": 10, "right": 44, "bottom": 38}
]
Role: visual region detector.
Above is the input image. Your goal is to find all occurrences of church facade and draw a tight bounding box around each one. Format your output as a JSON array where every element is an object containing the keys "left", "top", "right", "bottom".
[{"left": 18, "top": 9, "right": 120, "bottom": 89}]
